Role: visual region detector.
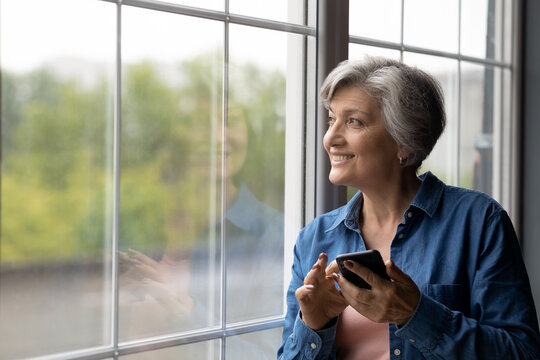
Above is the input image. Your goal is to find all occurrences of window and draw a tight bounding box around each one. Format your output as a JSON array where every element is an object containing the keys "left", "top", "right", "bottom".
[
  {"left": 0, "top": 0, "right": 516, "bottom": 359},
  {"left": 1, "top": 0, "right": 312, "bottom": 358},
  {"left": 349, "top": 0, "right": 515, "bottom": 211}
]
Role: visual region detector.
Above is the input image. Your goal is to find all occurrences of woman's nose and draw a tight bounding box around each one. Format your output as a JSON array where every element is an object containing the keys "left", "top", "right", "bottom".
[{"left": 323, "top": 119, "right": 345, "bottom": 147}]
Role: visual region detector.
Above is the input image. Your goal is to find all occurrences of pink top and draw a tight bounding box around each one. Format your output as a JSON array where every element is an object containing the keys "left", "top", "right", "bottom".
[{"left": 334, "top": 306, "right": 390, "bottom": 360}]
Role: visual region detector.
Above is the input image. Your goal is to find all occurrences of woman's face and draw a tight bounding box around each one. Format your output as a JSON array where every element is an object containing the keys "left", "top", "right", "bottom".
[{"left": 323, "top": 86, "right": 399, "bottom": 189}]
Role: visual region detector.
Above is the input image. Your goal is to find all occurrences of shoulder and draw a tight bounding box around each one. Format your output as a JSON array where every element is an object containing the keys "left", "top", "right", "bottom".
[
  {"left": 295, "top": 204, "right": 350, "bottom": 248},
  {"left": 441, "top": 184, "right": 505, "bottom": 218}
]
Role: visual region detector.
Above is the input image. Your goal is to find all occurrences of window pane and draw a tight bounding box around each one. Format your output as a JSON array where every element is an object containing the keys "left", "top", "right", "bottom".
[
  {"left": 0, "top": 0, "right": 115, "bottom": 358},
  {"left": 121, "top": 340, "right": 220, "bottom": 360},
  {"left": 459, "top": 62, "right": 500, "bottom": 197},
  {"left": 349, "top": 0, "right": 401, "bottom": 43},
  {"left": 120, "top": 6, "right": 223, "bottom": 341},
  {"left": 164, "top": 0, "right": 223, "bottom": 11},
  {"left": 403, "top": 53, "right": 459, "bottom": 185},
  {"left": 461, "top": 0, "right": 508, "bottom": 60},
  {"left": 229, "top": 0, "right": 307, "bottom": 24},
  {"left": 227, "top": 24, "right": 288, "bottom": 323},
  {"left": 404, "top": 0, "right": 459, "bottom": 53},
  {"left": 226, "top": 327, "right": 283, "bottom": 359},
  {"left": 349, "top": 44, "right": 401, "bottom": 61}
]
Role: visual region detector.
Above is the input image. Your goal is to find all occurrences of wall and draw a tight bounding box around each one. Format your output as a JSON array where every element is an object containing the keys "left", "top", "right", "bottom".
[{"left": 521, "top": 0, "right": 540, "bottom": 319}]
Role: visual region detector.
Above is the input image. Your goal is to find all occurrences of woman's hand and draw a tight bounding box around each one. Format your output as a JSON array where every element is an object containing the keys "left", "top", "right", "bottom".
[
  {"left": 295, "top": 253, "right": 348, "bottom": 330},
  {"left": 119, "top": 249, "right": 194, "bottom": 320},
  {"left": 327, "top": 258, "right": 420, "bottom": 326}
]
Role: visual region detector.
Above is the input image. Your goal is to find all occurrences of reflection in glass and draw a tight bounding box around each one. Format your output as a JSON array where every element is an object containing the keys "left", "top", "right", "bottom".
[
  {"left": 0, "top": 0, "right": 115, "bottom": 358},
  {"left": 226, "top": 327, "right": 283, "bottom": 359},
  {"left": 349, "top": 0, "right": 401, "bottom": 43},
  {"left": 229, "top": 0, "right": 307, "bottom": 24},
  {"left": 121, "top": 340, "right": 220, "bottom": 360},
  {"left": 120, "top": 7, "right": 223, "bottom": 341},
  {"left": 403, "top": 53, "right": 458, "bottom": 185},
  {"left": 226, "top": 25, "right": 288, "bottom": 325},
  {"left": 349, "top": 44, "right": 401, "bottom": 61},
  {"left": 403, "top": 0, "right": 459, "bottom": 53}
]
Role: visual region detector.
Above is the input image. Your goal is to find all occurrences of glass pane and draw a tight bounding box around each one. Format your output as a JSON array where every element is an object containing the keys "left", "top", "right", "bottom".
[
  {"left": 0, "top": 0, "right": 115, "bottom": 358},
  {"left": 227, "top": 24, "right": 287, "bottom": 323},
  {"left": 120, "top": 7, "right": 223, "bottom": 341},
  {"left": 163, "top": 0, "right": 223, "bottom": 11},
  {"left": 459, "top": 62, "right": 498, "bottom": 197},
  {"left": 229, "top": 0, "right": 306, "bottom": 25},
  {"left": 461, "top": 0, "right": 507, "bottom": 60},
  {"left": 121, "top": 340, "right": 220, "bottom": 360},
  {"left": 349, "top": 0, "right": 401, "bottom": 43},
  {"left": 404, "top": 0, "right": 459, "bottom": 53},
  {"left": 349, "top": 44, "right": 401, "bottom": 61},
  {"left": 403, "top": 53, "right": 459, "bottom": 185},
  {"left": 226, "top": 327, "right": 283, "bottom": 359}
]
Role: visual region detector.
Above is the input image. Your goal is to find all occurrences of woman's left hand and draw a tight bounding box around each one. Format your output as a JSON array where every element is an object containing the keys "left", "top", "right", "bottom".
[{"left": 327, "top": 259, "right": 420, "bottom": 326}]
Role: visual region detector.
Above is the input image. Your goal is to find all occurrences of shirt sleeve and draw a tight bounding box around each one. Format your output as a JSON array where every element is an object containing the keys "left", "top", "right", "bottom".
[
  {"left": 277, "top": 237, "right": 338, "bottom": 360},
  {"left": 395, "top": 209, "right": 540, "bottom": 359}
]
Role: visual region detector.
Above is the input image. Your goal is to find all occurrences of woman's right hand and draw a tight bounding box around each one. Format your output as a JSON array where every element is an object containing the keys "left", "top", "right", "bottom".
[{"left": 295, "top": 253, "right": 348, "bottom": 330}]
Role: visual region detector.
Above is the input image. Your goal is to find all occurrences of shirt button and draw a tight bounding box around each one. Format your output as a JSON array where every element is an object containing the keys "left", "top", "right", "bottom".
[
  {"left": 398, "top": 233, "right": 404, "bottom": 239},
  {"left": 310, "top": 343, "right": 317, "bottom": 349},
  {"left": 409, "top": 338, "right": 415, "bottom": 343},
  {"left": 407, "top": 211, "right": 413, "bottom": 219},
  {"left": 394, "top": 348, "right": 401, "bottom": 356}
]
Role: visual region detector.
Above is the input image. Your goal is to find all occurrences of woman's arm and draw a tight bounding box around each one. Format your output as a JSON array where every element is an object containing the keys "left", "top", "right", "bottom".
[
  {"left": 277, "top": 247, "right": 345, "bottom": 359},
  {"left": 393, "top": 210, "right": 540, "bottom": 359}
]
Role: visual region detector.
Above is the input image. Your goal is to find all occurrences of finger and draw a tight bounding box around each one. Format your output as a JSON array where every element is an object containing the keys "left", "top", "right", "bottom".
[
  {"left": 128, "top": 249, "right": 158, "bottom": 266},
  {"left": 385, "top": 259, "right": 412, "bottom": 284},
  {"left": 325, "top": 260, "right": 340, "bottom": 277},
  {"left": 343, "top": 260, "right": 381, "bottom": 288},
  {"left": 304, "top": 253, "right": 328, "bottom": 285},
  {"left": 331, "top": 272, "right": 365, "bottom": 304}
]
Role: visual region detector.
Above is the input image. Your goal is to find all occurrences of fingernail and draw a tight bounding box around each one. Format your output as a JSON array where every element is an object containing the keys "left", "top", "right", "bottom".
[
  {"left": 319, "top": 253, "right": 324, "bottom": 259},
  {"left": 305, "top": 284, "right": 314, "bottom": 289},
  {"left": 344, "top": 260, "right": 354, "bottom": 269},
  {"left": 332, "top": 273, "right": 340, "bottom": 282}
]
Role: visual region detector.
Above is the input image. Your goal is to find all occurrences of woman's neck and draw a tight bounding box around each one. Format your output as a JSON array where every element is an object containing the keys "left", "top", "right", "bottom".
[{"left": 360, "top": 169, "right": 421, "bottom": 230}]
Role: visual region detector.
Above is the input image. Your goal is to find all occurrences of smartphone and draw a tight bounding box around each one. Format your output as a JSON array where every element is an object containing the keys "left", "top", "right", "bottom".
[{"left": 336, "top": 250, "right": 390, "bottom": 289}]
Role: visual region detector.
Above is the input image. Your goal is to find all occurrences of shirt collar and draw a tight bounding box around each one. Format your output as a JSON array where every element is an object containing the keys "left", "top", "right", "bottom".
[
  {"left": 325, "top": 171, "right": 445, "bottom": 232},
  {"left": 409, "top": 171, "right": 445, "bottom": 218}
]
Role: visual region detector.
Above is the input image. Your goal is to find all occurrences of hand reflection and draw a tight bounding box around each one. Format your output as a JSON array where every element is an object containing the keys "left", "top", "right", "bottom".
[{"left": 119, "top": 249, "right": 194, "bottom": 321}]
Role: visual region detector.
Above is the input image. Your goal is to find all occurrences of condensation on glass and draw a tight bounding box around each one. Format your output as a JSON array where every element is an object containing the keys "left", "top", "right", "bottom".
[
  {"left": 119, "top": 6, "right": 224, "bottom": 341},
  {"left": 0, "top": 0, "right": 116, "bottom": 358}
]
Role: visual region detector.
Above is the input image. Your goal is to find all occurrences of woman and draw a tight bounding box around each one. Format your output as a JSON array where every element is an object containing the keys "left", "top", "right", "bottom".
[{"left": 278, "top": 57, "right": 540, "bottom": 359}]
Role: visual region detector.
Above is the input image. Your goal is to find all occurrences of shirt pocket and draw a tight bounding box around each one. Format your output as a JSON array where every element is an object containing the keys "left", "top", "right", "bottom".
[{"left": 426, "top": 283, "right": 468, "bottom": 312}]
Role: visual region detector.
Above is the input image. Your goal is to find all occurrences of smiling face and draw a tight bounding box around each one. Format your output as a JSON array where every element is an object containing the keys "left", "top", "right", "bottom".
[{"left": 323, "top": 86, "right": 401, "bottom": 189}]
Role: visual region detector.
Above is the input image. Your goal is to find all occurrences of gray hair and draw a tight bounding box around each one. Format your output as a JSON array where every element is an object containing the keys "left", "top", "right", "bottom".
[{"left": 320, "top": 56, "right": 446, "bottom": 169}]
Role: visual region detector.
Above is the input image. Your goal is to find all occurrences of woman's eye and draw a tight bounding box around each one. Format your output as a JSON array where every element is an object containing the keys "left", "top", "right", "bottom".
[
  {"left": 348, "top": 118, "right": 362, "bottom": 126},
  {"left": 327, "top": 117, "right": 336, "bottom": 126}
]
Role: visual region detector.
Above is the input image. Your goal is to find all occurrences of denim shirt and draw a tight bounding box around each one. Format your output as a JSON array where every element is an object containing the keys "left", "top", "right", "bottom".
[{"left": 278, "top": 172, "right": 540, "bottom": 359}]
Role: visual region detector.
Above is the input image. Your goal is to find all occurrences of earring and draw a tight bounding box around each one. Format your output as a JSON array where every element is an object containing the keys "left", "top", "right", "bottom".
[{"left": 399, "top": 157, "right": 406, "bottom": 166}]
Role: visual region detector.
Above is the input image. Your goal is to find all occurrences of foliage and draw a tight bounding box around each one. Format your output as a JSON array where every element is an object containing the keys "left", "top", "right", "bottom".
[{"left": 1, "top": 54, "right": 286, "bottom": 264}]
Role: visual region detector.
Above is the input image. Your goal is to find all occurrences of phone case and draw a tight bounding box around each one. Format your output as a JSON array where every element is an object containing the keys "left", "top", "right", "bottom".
[{"left": 336, "top": 250, "right": 390, "bottom": 289}]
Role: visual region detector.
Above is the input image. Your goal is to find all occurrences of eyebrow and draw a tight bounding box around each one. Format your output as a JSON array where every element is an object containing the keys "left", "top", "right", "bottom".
[{"left": 328, "top": 107, "right": 370, "bottom": 116}]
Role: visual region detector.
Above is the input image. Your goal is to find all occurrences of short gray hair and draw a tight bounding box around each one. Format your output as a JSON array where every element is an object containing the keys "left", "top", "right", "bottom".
[{"left": 320, "top": 56, "right": 446, "bottom": 169}]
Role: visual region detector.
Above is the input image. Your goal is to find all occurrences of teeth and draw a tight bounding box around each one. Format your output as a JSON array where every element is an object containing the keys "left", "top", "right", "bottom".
[{"left": 333, "top": 155, "right": 353, "bottom": 161}]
